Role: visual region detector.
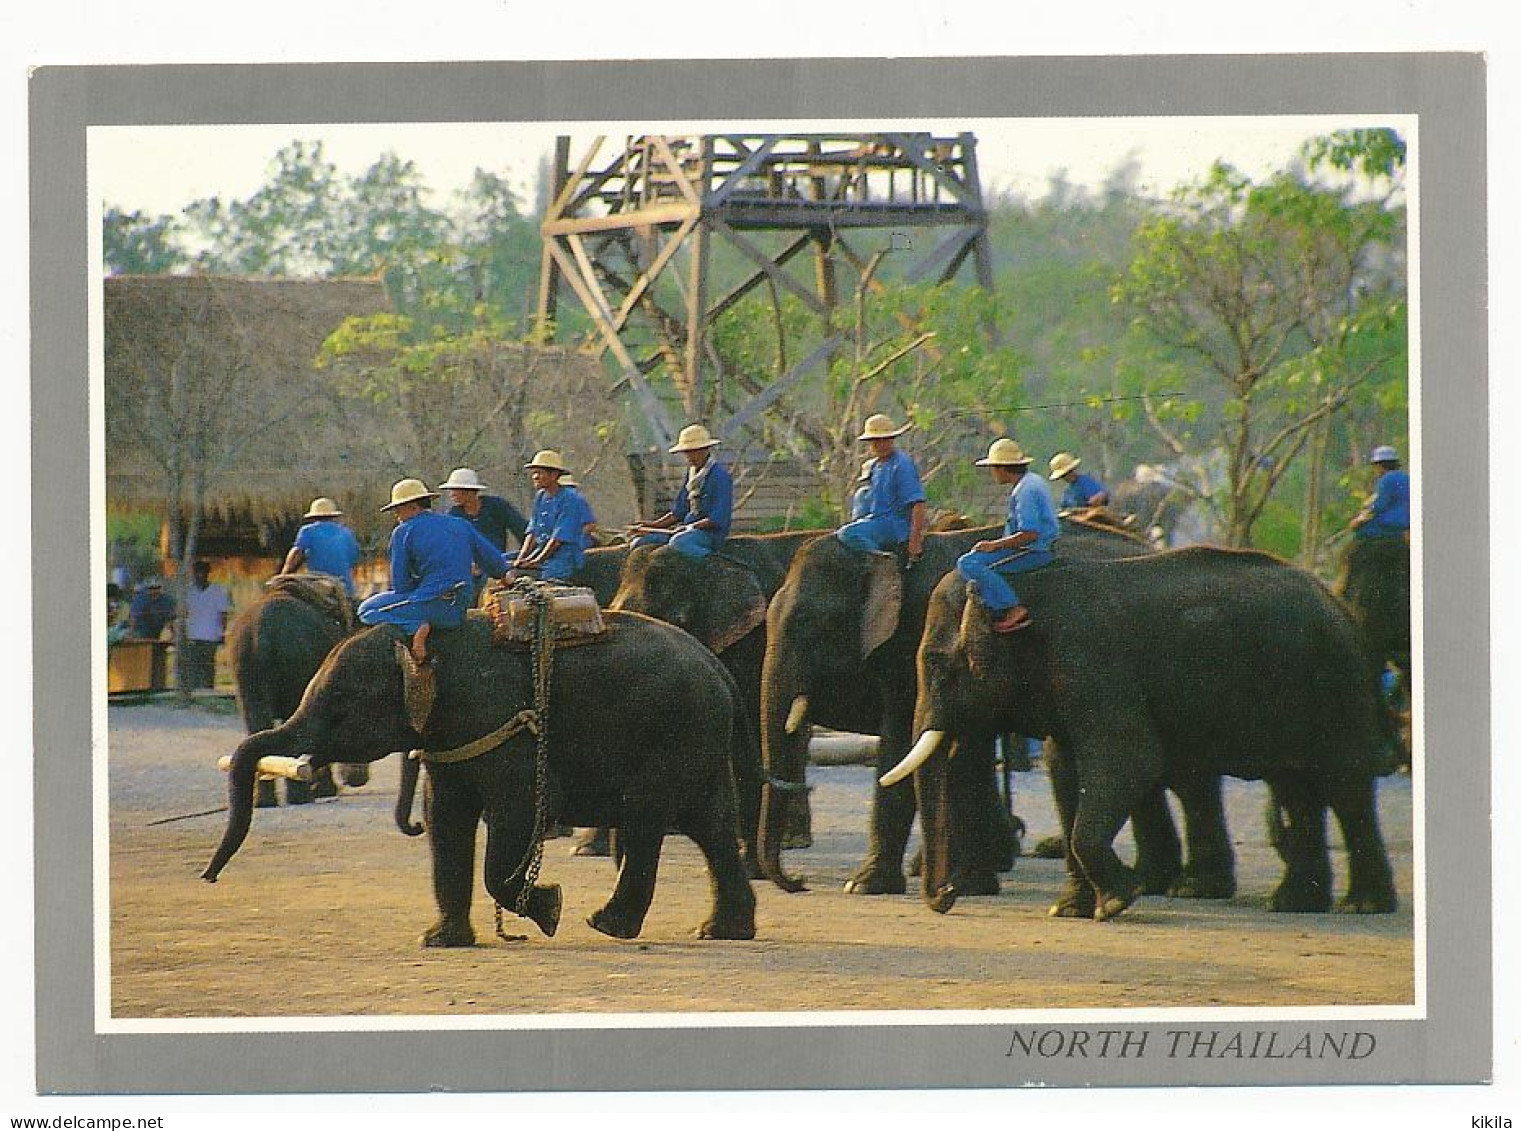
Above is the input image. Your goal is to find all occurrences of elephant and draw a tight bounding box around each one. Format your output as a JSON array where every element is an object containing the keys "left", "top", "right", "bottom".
[
  {"left": 226, "top": 577, "right": 371, "bottom": 808},
  {"left": 890, "top": 545, "right": 1399, "bottom": 920},
  {"left": 1336, "top": 536, "right": 1411, "bottom": 762},
  {"left": 203, "top": 609, "right": 762, "bottom": 945},
  {"left": 607, "top": 530, "right": 824, "bottom": 854},
  {"left": 756, "top": 515, "right": 1211, "bottom": 899}
]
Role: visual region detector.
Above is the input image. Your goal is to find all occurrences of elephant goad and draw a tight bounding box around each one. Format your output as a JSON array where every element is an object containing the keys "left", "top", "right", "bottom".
[
  {"left": 894, "top": 546, "right": 1399, "bottom": 920},
  {"left": 756, "top": 516, "right": 1228, "bottom": 901},
  {"left": 227, "top": 578, "right": 372, "bottom": 809},
  {"left": 203, "top": 612, "right": 761, "bottom": 946}
]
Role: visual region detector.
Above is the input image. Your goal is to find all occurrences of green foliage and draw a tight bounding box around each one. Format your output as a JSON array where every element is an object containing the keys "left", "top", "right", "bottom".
[{"left": 103, "top": 207, "right": 187, "bottom": 275}]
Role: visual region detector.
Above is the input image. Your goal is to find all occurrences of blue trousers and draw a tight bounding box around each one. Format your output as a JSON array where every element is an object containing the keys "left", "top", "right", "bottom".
[
  {"left": 357, "top": 589, "right": 468, "bottom": 633},
  {"left": 632, "top": 527, "right": 719, "bottom": 558},
  {"left": 511, "top": 546, "right": 581, "bottom": 581},
  {"left": 837, "top": 515, "right": 905, "bottom": 554},
  {"left": 956, "top": 547, "right": 1054, "bottom": 613}
]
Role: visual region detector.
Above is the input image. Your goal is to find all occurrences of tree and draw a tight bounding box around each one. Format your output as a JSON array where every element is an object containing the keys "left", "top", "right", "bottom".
[
  {"left": 103, "top": 207, "right": 187, "bottom": 275},
  {"left": 1111, "top": 130, "right": 1407, "bottom": 550}
]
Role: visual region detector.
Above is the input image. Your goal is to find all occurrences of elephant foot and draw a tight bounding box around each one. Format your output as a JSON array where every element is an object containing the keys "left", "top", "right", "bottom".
[
  {"left": 570, "top": 827, "right": 611, "bottom": 857},
  {"left": 284, "top": 780, "right": 315, "bottom": 806},
  {"left": 309, "top": 774, "right": 339, "bottom": 801},
  {"left": 338, "top": 763, "right": 370, "bottom": 788},
  {"left": 1094, "top": 883, "right": 1142, "bottom": 922},
  {"left": 1169, "top": 868, "right": 1237, "bottom": 900},
  {"left": 843, "top": 862, "right": 906, "bottom": 896},
  {"left": 949, "top": 870, "right": 1000, "bottom": 897},
  {"left": 696, "top": 912, "right": 757, "bottom": 940},
  {"left": 1031, "top": 834, "right": 1066, "bottom": 860},
  {"left": 587, "top": 905, "right": 644, "bottom": 940},
  {"left": 1337, "top": 888, "right": 1398, "bottom": 914},
  {"left": 926, "top": 884, "right": 958, "bottom": 915},
  {"left": 1269, "top": 877, "right": 1333, "bottom": 913},
  {"left": 1048, "top": 878, "right": 1097, "bottom": 919},
  {"left": 253, "top": 779, "right": 279, "bottom": 809},
  {"left": 1136, "top": 865, "right": 1179, "bottom": 897},
  {"left": 421, "top": 917, "right": 476, "bottom": 948},
  {"left": 908, "top": 847, "right": 923, "bottom": 878},
  {"left": 525, "top": 884, "right": 562, "bottom": 938}
]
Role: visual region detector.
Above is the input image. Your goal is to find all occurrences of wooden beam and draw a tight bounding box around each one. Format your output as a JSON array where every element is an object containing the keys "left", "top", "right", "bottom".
[
  {"left": 902, "top": 226, "right": 977, "bottom": 285},
  {"left": 879, "top": 132, "right": 971, "bottom": 204},
  {"left": 544, "top": 135, "right": 605, "bottom": 224},
  {"left": 651, "top": 135, "right": 704, "bottom": 209},
  {"left": 706, "top": 136, "right": 780, "bottom": 207},
  {"left": 543, "top": 202, "right": 698, "bottom": 237},
  {"left": 705, "top": 232, "right": 814, "bottom": 322},
  {"left": 610, "top": 213, "right": 700, "bottom": 334},
  {"left": 708, "top": 216, "right": 830, "bottom": 317},
  {"left": 722, "top": 334, "right": 846, "bottom": 436}
]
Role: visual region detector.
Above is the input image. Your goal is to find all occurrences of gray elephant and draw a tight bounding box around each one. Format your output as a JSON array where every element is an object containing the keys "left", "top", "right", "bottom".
[
  {"left": 227, "top": 576, "right": 370, "bottom": 807},
  {"left": 607, "top": 530, "right": 823, "bottom": 852},
  {"left": 757, "top": 516, "right": 1195, "bottom": 898},
  {"left": 204, "top": 610, "right": 762, "bottom": 945},
  {"left": 889, "top": 546, "right": 1398, "bottom": 920},
  {"left": 1336, "top": 535, "right": 1411, "bottom": 763}
]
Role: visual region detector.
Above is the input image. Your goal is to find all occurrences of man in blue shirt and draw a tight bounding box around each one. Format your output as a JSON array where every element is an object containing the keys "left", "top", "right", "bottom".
[
  {"left": 440, "top": 468, "right": 529, "bottom": 602},
  {"left": 957, "top": 439, "right": 1060, "bottom": 633},
  {"left": 836, "top": 414, "right": 927, "bottom": 561},
  {"left": 280, "top": 497, "right": 363, "bottom": 597},
  {"left": 357, "top": 478, "right": 509, "bottom": 662},
  {"left": 1048, "top": 451, "right": 1110, "bottom": 511},
  {"left": 629, "top": 424, "right": 734, "bottom": 559},
  {"left": 128, "top": 578, "right": 176, "bottom": 640},
  {"left": 510, "top": 450, "right": 587, "bottom": 582},
  {"left": 1350, "top": 445, "right": 1411, "bottom": 541},
  {"left": 559, "top": 474, "right": 599, "bottom": 547}
]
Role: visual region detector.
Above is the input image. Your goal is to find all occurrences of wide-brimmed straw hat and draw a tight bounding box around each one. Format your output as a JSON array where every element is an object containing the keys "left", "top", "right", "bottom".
[
  {"left": 303, "top": 496, "right": 343, "bottom": 519},
  {"left": 438, "top": 467, "right": 488, "bottom": 491},
  {"left": 1048, "top": 451, "right": 1082, "bottom": 480},
  {"left": 976, "top": 438, "right": 1034, "bottom": 467},
  {"left": 857, "top": 413, "right": 911, "bottom": 441},
  {"left": 1369, "top": 445, "right": 1400, "bottom": 465},
  {"left": 380, "top": 478, "right": 439, "bottom": 511},
  {"left": 524, "top": 449, "right": 570, "bottom": 474},
  {"left": 669, "top": 424, "right": 721, "bottom": 453}
]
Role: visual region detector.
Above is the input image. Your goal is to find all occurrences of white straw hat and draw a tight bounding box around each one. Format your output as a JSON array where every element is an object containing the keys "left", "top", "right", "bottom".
[
  {"left": 380, "top": 478, "right": 439, "bottom": 511},
  {"left": 303, "top": 496, "right": 343, "bottom": 519},
  {"left": 857, "top": 413, "right": 911, "bottom": 441},
  {"left": 524, "top": 449, "right": 570, "bottom": 474},
  {"left": 1048, "top": 452, "right": 1082, "bottom": 480},
  {"left": 438, "top": 467, "right": 488, "bottom": 491},
  {"left": 669, "top": 424, "right": 722, "bottom": 453},
  {"left": 976, "top": 438, "right": 1034, "bottom": 467}
]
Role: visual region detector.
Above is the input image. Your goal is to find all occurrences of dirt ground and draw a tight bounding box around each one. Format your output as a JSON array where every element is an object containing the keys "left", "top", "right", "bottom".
[{"left": 107, "top": 699, "right": 1415, "bottom": 1019}]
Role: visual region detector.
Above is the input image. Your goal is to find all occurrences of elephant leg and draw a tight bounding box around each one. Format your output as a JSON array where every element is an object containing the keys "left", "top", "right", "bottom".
[
  {"left": 1327, "top": 776, "right": 1397, "bottom": 913},
  {"left": 1168, "top": 774, "right": 1236, "bottom": 899},
  {"left": 1266, "top": 776, "right": 1332, "bottom": 912},
  {"left": 1068, "top": 742, "right": 1149, "bottom": 921},
  {"left": 845, "top": 714, "right": 914, "bottom": 896},
  {"left": 1045, "top": 740, "right": 1096, "bottom": 919},
  {"left": 253, "top": 778, "right": 279, "bottom": 809},
  {"left": 679, "top": 800, "right": 758, "bottom": 940},
  {"left": 421, "top": 772, "right": 483, "bottom": 947},
  {"left": 588, "top": 821, "right": 665, "bottom": 939},
  {"left": 339, "top": 763, "right": 370, "bottom": 788},
  {"left": 481, "top": 802, "right": 562, "bottom": 940},
  {"left": 307, "top": 764, "right": 339, "bottom": 801},
  {"left": 1129, "top": 785, "right": 1182, "bottom": 896},
  {"left": 946, "top": 735, "right": 1014, "bottom": 896}
]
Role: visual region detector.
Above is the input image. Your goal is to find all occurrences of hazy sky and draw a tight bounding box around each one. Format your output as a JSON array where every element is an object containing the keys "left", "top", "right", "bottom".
[{"left": 91, "top": 113, "right": 1404, "bottom": 218}]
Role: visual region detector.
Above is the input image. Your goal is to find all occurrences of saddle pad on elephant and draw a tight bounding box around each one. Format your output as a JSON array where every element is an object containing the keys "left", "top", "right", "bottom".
[
  {"left": 482, "top": 581, "right": 606, "bottom": 647},
  {"left": 264, "top": 574, "right": 354, "bottom": 630}
]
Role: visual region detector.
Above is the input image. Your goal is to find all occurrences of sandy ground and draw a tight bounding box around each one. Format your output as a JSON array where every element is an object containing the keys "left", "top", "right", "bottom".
[{"left": 107, "top": 700, "right": 1415, "bottom": 1019}]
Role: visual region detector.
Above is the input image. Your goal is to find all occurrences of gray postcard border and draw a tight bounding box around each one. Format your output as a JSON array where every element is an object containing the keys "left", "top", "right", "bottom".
[{"left": 31, "top": 54, "right": 1488, "bottom": 1093}]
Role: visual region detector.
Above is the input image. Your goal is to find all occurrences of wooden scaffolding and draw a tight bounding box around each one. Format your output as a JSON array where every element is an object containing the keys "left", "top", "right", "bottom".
[{"left": 536, "top": 132, "right": 997, "bottom": 452}]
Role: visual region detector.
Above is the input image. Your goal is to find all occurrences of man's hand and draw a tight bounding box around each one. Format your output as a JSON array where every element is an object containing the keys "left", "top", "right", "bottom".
[{"left": 971, "top": 540, "right": 997, "bottom": 555}]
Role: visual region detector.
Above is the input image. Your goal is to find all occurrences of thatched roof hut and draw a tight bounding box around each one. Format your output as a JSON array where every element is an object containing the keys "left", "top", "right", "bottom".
[{"left": 104, "top": 274, "right": 640, "bottom": 550}]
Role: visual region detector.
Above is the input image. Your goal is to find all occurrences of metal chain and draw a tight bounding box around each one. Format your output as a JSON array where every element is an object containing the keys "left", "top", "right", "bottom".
[{"left": 504, "top": 581, "right": 556, "bottom": 921}]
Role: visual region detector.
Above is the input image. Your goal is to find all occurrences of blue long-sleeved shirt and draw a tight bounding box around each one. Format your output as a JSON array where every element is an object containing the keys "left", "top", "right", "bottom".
[
  {"left": 672, "top": 459, "right": 733, "bottom": 543},
  {"left": 862, "top": 448, "right": 927, "bottom": 543},
  {"left": 1357, "top": 469, "right": 1411, "bottom": 538},
  {"left": 526, "top": 487, "right": 588, "bottom": 570},
  {"left": 293, "top": 520, "right": 362, "bottom": 595},
  {"left": 1008, "top": 473, "right": 1060, "bottom": 553},
  {"left": 1060, "top": 471, "right": 1109, "bottom": 510},
  {"left": 387, "top": 510, "right": 506, "bottom": 601}
]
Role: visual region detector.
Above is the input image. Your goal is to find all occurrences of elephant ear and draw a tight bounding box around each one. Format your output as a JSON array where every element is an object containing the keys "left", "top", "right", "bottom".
[
  {"left": 701, "top": 556, "right": 770, "bottom": 653},
  {"left": 861, "top": 554, "right": 903, "bottom": 660},
  {"left": 393, "top": 641, "right": 437, "bottom": 734},
  {"left": 958, "top": 582, "right": 998, "bottom": 679}
]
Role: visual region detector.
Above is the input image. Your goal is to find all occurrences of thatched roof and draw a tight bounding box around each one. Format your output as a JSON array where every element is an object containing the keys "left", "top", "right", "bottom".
[{"left": 104, "top": 274, "right": 640, "bottom": 541}]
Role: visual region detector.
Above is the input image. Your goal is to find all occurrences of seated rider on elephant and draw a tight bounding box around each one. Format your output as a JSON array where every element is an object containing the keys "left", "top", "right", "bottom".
[
  {"left": 836, "top": 414, "right": 927, "bottom": 564},
  {"left": 956, "top": 438, "right": 1060, "bottom": 634},
  {"left": 280, "top": 496, "right": 363, "bottom": 599},
  {"left": 629, "top": 424, "right": 733, "bottom": 560},
  {"left": 509, "top": 450, "right": 588, "bottom": 583},
  {"left": 1348, "top": 444, "right": 1410, "bottom": 542},
  {"left": 1048, "top": 451, "right": 1110, "bottom": 512},
  {"left": 357, "top": 477, "right": 509, "bottom": 664}
]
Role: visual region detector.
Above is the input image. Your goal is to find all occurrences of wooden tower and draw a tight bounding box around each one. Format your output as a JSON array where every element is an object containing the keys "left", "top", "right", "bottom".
[{"left": 536, "top": 132, "right": 998, "bottom": 451}]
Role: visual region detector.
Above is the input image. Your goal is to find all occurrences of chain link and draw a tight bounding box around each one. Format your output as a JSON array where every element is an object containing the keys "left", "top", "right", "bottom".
[{"left": 500, "top": 580, "right": 556, "bottom": 924}]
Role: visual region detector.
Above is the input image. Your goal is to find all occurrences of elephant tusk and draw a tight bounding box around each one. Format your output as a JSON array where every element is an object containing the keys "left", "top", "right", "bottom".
[
  {"left": 878, "top": 730, "right": 944, "bottom": 788},
  {"left": 784, "top": 696, "right": 810, "bottom": 735},
  {"left": 217, "top": 754, "right": 314, "bottom": 782}
]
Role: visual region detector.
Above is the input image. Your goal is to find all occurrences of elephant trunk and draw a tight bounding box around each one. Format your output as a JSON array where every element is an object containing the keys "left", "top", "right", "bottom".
[
  {"left": 757, "top": 643, "right": 809, "bottom": 892},
  {"left": 394, "top": 751, "right": 424, "bottom": 836},
  {"left": 904, "top": 686, "right": 956, "bottom": 912},
  {"left": 201, "top": 728, "right": 291, "bottom": 882}
]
